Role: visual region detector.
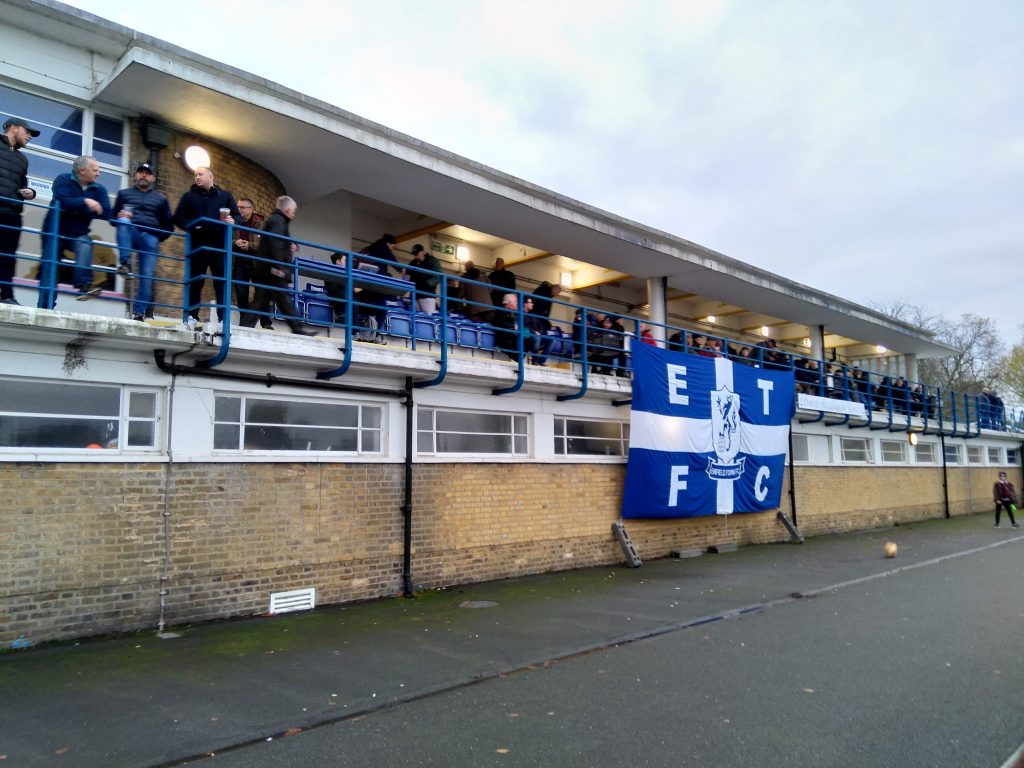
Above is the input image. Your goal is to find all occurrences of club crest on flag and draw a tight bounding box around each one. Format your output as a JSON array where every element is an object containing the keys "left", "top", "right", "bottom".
[{"left": 708, "top": 386, "right": 744, "bottom": 481}]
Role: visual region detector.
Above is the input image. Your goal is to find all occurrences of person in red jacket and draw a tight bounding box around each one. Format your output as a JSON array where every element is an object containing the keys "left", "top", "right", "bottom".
[{"left": 993, "top": 471, "right": 1019, "bottom": 528}]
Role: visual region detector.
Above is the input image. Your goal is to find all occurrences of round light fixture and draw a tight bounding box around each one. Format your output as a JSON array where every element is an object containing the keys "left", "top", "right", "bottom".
[
  {"left": 183, "top": 145, "right": 211, "bottom": 172},
  {"left": 908, "top": 432, "right": 919, "bottom": 446}
]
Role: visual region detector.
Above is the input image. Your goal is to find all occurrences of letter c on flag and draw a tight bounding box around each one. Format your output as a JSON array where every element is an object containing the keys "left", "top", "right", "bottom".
[{"left": 754, "top": 466, "right": 770, "bottom": 502}]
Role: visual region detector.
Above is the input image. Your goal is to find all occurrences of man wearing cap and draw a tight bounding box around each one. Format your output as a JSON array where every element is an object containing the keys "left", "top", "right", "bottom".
[
  {"left": 0, "top": 117, "right": 40, "bottom": 305},
  {"left": 112, "top": 162, "right": 173, "bottom": 321},
  {"left": 408, "top": 243, "right": 441, "bottom": 314},
  {"left": 37, "top": 155, "right": 112, "bottom": 308}
]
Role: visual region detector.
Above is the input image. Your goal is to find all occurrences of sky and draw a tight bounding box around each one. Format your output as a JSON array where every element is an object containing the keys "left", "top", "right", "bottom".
[{"left": 63, "top": 0, "right": 1024, "bottom": 344}]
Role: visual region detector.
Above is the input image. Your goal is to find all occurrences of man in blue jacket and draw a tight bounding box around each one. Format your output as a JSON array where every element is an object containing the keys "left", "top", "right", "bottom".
[
  {"left": 38, "top": 155, "right": 111, "bottom": 308},
  {"left": 112, "top": 162, "right": 173, "bottom": 320}
]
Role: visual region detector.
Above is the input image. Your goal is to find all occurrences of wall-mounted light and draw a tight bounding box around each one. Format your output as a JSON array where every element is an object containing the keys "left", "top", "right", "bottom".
[
  {"left": 760, "top": 325, "right": 770, "bottom": 337},
  {"left": 559, "top": 271, "right": 573, "bottom": 289},
  {"left": 802, "top": 337, "right": 812, "bottom": 348},
  {"left": 183, "top": 145, "right": 211, "bottom": 172},
  {"left": 455, "top": 245, "right": 470, "bottom": 262},
  {"left": 876, "top": 345, "right": 887, "bottom": 354}
]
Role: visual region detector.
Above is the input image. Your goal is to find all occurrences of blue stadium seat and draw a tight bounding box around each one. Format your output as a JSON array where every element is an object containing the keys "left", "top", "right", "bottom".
[
  {"left": 385, "top": 310, "right": 412, "bottom": 338},
  {"left": 305, "top": 301, "right": 333, "bottom": 326},
  {"left": 477, "top": 324, "right": 496, "bottom": 350},
  {"left": 413, "top": 312, "right": 436, "bottom": 341}
]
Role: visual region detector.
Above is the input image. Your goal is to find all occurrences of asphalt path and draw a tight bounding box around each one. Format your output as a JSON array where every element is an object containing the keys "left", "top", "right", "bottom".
[
  {"left": 3, "top": 516, "right": 1023, "bottom": 767},
  {"left": 186, "top": 539, "right": 1024, "bottom": 768}
]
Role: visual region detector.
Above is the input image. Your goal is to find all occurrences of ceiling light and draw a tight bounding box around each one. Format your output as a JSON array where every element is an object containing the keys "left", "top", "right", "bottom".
[
  {"left": 706, "top": 315, "right": 716, "bottom": 324},
  {"left": 183, "top": 145, "right": 211, "bottom": 172},
  {"left": 455, "top": 245, "right": 470, "bottom": 262},
  {"left": 560, "top": 271, "right": 573, "bottom": 289},
  {"left": 876, "top": 345, "right": 887, "bottom": 354}
]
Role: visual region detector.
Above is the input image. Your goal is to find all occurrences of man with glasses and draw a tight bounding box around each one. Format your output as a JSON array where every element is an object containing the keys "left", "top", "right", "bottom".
[
  {"left": 0, "top": 117, "right": 40, "bottom": 305},
  {"left": 112, "top": 162, "right": 173, "bottom": 321},
  {"left": 232, "top": 197, "right": 270, "bottom": 328}
]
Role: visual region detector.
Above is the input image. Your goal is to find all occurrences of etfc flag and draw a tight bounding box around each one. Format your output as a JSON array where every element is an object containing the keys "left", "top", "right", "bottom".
[{"left": 622, "top": 343, "right": 795, "bottom": 519}]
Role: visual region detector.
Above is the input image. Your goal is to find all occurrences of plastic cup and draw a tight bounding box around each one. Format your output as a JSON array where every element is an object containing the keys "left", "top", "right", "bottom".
[{"left": 219, "top": 208, "right": 230, "bottom": 221}]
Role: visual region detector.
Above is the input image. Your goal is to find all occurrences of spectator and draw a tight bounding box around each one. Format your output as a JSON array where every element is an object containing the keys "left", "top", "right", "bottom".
[
  {"left": 355, "top": 233, "right": 404, "bottom": 340},
  {"left": 589, "top": 315, "right": 624, "bottom": 375},
  {"left": 691, "top": 333, "right": 716, "bottom": 357},
  {"left": 38, "top": 155, "right": 112, "bottom": 307},
  {"left": 172, "top": 166, "right": 240, "bottom": 324},
  {"left": 324, "top": 251, "right": 359, "bottom": 325},
  {"left": 795, "top": 358, "right": 822, "bottom": 395},
  {"left": 445, "top": 275, "right": 467, "bottom": 316},
  {"left": 989, "top": 389, "right": 1006, "bottom": 430},
  {"left": 232, "top": 197, "right": 269, "bottom": 329},
  {"left": 891, "top": 376, "right": 910, "bottom": 415},
  {"left": 640, "top": 324, "right": 656, "bottom": 346},
  {"left": 112, "top": 162, "right": 173, "bottom": 321},
  {"left": 408, "top": 243, "right": 441, "bottom": 314},
  {"left": 250, "top": 196, "right": 318, "bottom": 337},
  {"left": 532, "top": 280, "right": 561, "bottom": 318},
  {"left": 993, "top": 471, "right": 1019, "bottom": 528},
  {"left": 874, "top": 376, "right": 893, "bottom": 411},
  {"left": 667, "top": 330, "right": 684, "bottom": 351},
  {"left": 758, "top": 338, "right": 788, "bottom": 370},
  {"left": 460, "top": 261, "right": 492, "bottom": 323},
  {"left": 851, "top": 368, "right": 869, "bottom": 404},
  {"left": 734, "top": 345, "right": 757, "bottom": 366},
  {"left": 0, "top": 117, "right": 39, "bottom": 305},
  {"left": 522, "top": 296, "right": 556, "bottom": 365},
  {"left": 826, "top": 364, "right": 849, "bottom": 399},
  {"left": 492, "top": 292, "right": 523, "bottom": 363},
  {"left": 489, "top": 257, "right": 516, "bottom": 307}
]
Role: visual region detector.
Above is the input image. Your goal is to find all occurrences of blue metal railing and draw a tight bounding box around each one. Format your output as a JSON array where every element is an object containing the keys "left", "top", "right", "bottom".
[{"left": 1, "top": 195, "right": 1015, "bottom": 435}]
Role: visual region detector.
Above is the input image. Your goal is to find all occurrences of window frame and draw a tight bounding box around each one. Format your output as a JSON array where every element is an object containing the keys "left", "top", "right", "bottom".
[
  {"left": 839, "top": 436, "right": 874, "bottom": 464},
  {"left": 417, "top": 407, "right": 529, "bottom": 457},
  {"left": 0, "top": 376, "right": 161, "bottom": 453},
  {"left": 553, "top": 416, "right": 629, "bottom": 459},
  {"left": 880, "top": 439, "right": 907, "bottom": 464},
  {"left": 212, "top": 392, "right": 384, "bottom": 455},
  {"left": 914, "top": 441, "right": 938, "bottom": 464}
]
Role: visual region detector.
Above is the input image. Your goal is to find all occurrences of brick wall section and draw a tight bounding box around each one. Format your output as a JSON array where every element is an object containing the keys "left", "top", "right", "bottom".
[
  {"left": 0, "top": 461, "right": 1009, "bottom": 645},
  {"left": 125, "top": 121, "right": 286, "bottom": 317}
]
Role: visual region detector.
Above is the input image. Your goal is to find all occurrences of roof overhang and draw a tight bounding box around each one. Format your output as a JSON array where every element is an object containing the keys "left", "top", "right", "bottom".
[{"left": 21, "top": 0, "right": 954, "bottom": 358}]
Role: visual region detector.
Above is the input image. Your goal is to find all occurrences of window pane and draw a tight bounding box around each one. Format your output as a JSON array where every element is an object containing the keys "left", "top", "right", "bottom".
[
  {"left": 791, "top": 435, "right": 809, "bottom": 462},
  {"left": 513, "top": 435, "right": 527, "bottom": 454},
  {"left": 565, "top": 420, "right": 622, "bottom": 439},
  {"left": 214, "top": 423, "right": 240, "bottom": 450},
  {"left": 841, "top": 438, "right": 871, "bottom": 462},
  {"left": 243, "top": 424, "right": 358, "bottom": 452},
  {"left": 361, "top": 406, "right": 381, "bottom": 429},
  {"left": 554, "top": 436, "right": 566, "bottom": 455},
  {"left": 554, "top": 418, "right": 565, "bottom": 437},
  {"left": 417, "top": 408, "right": 434, "bottom": 430},
  {"left": 126, "top": 421, "right": 154, "bottom": 447},
  {"left": 129, "top": 391, "right": 157, "bottom": 418},
  {"left": 245, "top": 398, "right": 358, "bottom": 428},
  {"left": 436, "top": 433, "right": 511, "bottom": 453},
  {"left": 92, "top": 139, "right": 122, "bottom": 167},
  {"left": 436, "top": 410, "right": 510, "bottom": 434},
  {"left": 94, "top": 114, "right": 124, "bottom": 144},
  {"left": 988, "top": 448, "right": 1001, "bottom": 464},
  {"left": 24, "top": 152, "right": 79, "bottom": 183},
  {"left": 215, "top": 396, "right": 241, "bottom": 422},
  {"left": 361, "top": 429, "right": 380, "bottom": 453},
  {"left": 1008, "top": 449, "right": 1018, "bottom": 464},
  {"left": 513, "top": 415, "right": 527, "bottom": 434},
  {"left": 0, "top": 415, "right": 115, "bottom": 448},
  {"left": 1, "top": 380, "right": 119, "bottom": 416},
  {"left": 417, "top": 430, "right": 433, "bottom": 453},
  {"left": 881, "top": 440, "right": 905, "bottom": 463},
  {"left": 915, "top": 443, "right": 937, "bottom": 463},
  {"left": 566, "top": 437, "right": 622, "bottom": 456}
]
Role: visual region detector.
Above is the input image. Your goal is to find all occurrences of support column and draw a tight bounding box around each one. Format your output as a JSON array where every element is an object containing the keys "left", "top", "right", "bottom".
[
  {"left": 810, "top": 324, "right": 826, "bottom": 361},
  {"left": 905, "top": 354, "right": 918, "bottom": 382},
  {"left": 646, "top": 276, "right": 668, "bottom": 344}
]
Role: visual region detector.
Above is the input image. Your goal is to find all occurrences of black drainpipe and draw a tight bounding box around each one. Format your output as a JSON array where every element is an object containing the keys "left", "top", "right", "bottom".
[
  {"left": 939, "top": 433, "right": 951, "bottom": 518},
  {"left": 402, "top": 377, "right": 414, "bottom": 597},
  {"left": 788, "top": 428, "right": 798, "bottom": 527}
]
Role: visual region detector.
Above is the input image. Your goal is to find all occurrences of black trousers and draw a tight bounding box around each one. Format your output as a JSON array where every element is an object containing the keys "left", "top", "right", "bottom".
[
  {"left": 0, "top": 211, "right": 22, "bottom": 300},
  {"left": 252, "top": 276, "right": 303, "bottom": 332},
  {"left": 233, "top": 258, "right": 273, "bottom": 328},
  {"left": 186, "top": 246, "right": 226, "bottom": 321},
  {"left": 995, "top": 501, "right": 1017, "bottom": 526}
]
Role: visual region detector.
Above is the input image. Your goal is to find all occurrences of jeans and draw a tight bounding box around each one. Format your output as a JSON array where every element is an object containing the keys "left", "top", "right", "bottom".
[
  {"left": 116, "top": 223, "right": 159, "bottom": 316},
  {"left": 530, "top": 332, "right": 556, "bottom": 365},
  {"left": 37, "top": 233, "right": 92, "bottom": 308}
]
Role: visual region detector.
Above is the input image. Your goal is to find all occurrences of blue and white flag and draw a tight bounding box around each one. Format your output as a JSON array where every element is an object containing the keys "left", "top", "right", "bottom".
[{"left": 622, "top": 343, "right": 795, "bottom": 519}]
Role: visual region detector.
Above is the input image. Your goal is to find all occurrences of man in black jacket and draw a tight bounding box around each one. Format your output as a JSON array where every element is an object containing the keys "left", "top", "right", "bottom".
[
  {"left": 249, "top": 196, "right": 318, "bottom": 336},
  {"left": 112, "top": 162, "right": 173, "bottom": 320},
  {"left": 172, "top": 166, "right": 239, "bottom": 323},
  {"left": 0, "top": 118, "right": 39, "bottom": 304}
]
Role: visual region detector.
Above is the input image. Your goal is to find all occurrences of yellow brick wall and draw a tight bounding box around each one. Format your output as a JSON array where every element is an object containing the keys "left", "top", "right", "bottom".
[
  {"left": 0, "top": 460, "right": 1010, "bottom": 645},
  {"left": 126, "top": 121, "right": 287, "bottom": 318}
]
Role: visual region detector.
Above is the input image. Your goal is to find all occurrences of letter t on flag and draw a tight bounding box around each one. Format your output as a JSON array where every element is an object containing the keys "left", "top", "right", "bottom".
[{"left": 622, "top": 343, "right": 795, "bottom": 518}]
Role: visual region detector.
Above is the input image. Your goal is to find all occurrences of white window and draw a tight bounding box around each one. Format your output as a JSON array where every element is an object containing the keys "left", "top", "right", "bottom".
[
  {"left": 0, "top": 378, "right": 159, "bottom": 450},
  {"left": 417, "top": 408, "right": 527, "bottom": 456},
  {"left": 915, "top": 441, "right": 938, "bottom": 464},
  {"left": 944, "top": 443, "right": 962, "bottom": 464},
  {"left": 554, "top": 418, "right": 629, "bottom": 457},
  {"left": 988, "top": 447, "right": 1003, "bottom": 464},
  {"left": 213, "top": 395, "right": 381, "bottom": 453},
  {"left": 791, "top": 434, "right": 809, "bottom": 462},
  {"left": 840, "top": 436, "right": 873, "bottom": 463},
  {"left": 880, "top": 439, "right": 907, "bottom": 463},
  {"left": 0, "top": 83, "right": 126, "bottom": 196},
  {"left": 791, "top": 433, "right": 831, "bottom": 464},
  {"left": 966, "top": 445, "right": 983, "bottom": 465},
  {"left": 1009, "top": 449, "right": 1019, "bottom": 464}
]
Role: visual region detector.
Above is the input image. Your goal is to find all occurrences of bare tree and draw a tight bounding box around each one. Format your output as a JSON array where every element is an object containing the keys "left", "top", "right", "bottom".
[{"left": 872, "top": 300, "right": 1007, "bottom": 393}]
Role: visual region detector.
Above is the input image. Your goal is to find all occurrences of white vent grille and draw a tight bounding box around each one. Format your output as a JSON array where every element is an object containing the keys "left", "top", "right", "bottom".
[{"left": 268, "top": 587, "right": 316, "bottom": 615}]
